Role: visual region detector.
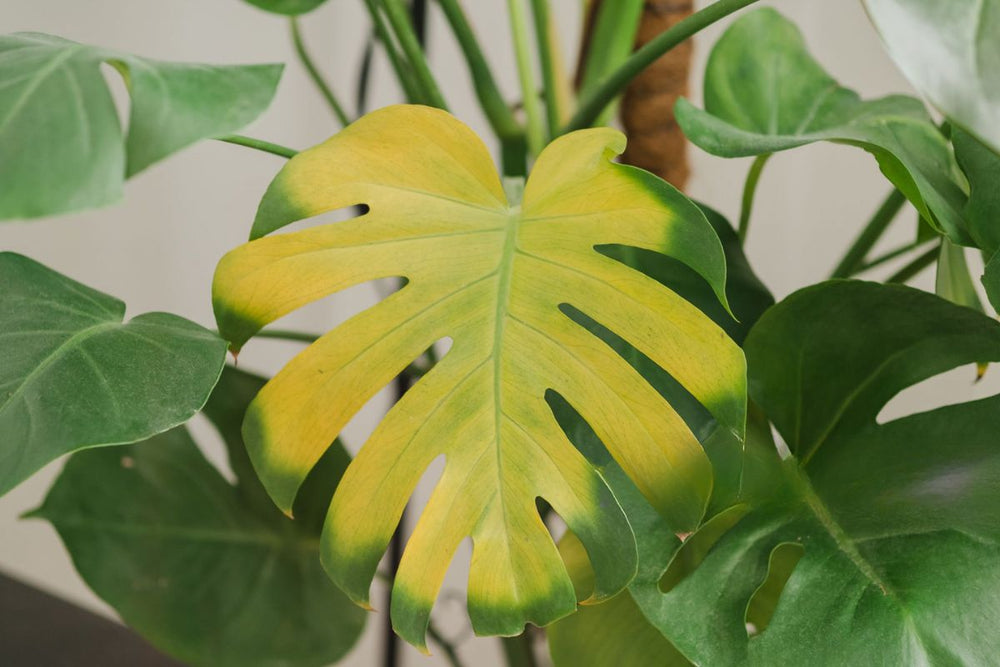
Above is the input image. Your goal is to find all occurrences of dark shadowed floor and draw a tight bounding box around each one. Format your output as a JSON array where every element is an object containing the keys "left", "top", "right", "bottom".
[{"left": 0, "top": 571, "right": 184, "bottom": 666}]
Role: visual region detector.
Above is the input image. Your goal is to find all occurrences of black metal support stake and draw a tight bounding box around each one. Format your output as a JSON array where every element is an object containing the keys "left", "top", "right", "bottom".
[{"left": 383, "top": 5, "right": 427, "bottom": 665}]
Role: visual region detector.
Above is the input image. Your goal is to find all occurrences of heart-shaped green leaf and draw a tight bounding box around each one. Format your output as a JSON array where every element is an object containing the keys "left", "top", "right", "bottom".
[
  {"left": 0, "top": 252, "right": 227, "bottom": 496},
  {"left": 0, "top": 32, "right": 282, "bottom": 220},
  {"left": 676, "top": 9, "right": 969, "bottom": 243},
  {"left": 213, "top": 104, "right": 746, "bottom": 647},
  {"left": 863, "top": 0, "right": 1000, "bottom": 155},
  {"left": 31, "top": 367, "right": 366, "bottom": 667},
  {"left": 244, "top": 0, "right": 328, "bottom": 15},
  {"left": 652, "top": 281, "right": 1000, "bottom": 665}
]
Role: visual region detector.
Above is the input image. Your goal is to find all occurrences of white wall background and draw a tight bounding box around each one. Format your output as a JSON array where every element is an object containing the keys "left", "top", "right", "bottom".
[{"left": 2, "top": 1, "right": 996, "bottom": 665}]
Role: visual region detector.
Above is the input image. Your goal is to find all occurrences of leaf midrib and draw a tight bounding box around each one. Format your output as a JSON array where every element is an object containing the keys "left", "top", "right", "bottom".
[
  {"left": 781, "top": 459, "right": 950, "bottom": 663},
  {"left": 0, "top": 319, "right": 119, "bottom": 413},
  {"left": 491, "top": 205, "right": 521, "bottom": 605},
  {"left": 0, "top": 43, "right": 86, "bottom": 134},
  {"left": 787, "top": 461, "right": 897, "bottom": 599}
]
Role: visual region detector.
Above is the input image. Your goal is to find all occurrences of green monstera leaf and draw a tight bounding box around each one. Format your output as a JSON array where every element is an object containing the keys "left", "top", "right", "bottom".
[
  {"left": 0, "top": 252, "right": 227, "bottom": 496},
  {"left": 243, "top": 0, "right": 328, "bottom": 15},
  {"left": 675, "top": 8, "right": 970, "bottom": 243},
  {"left": 650, "top": 281, "right": 1000, "bottom": 665},
  {"left": 212, "top": 104, "right": 747, "bottom": 648},
  {"left": 0, "top": 32, "right": 282, "bottom": 220},
  {"left": 32, "top": 367, "right": 366, "bottom": 667},
  {"left": 864, "top": 0, "right": 1000, "bottom": 155}
]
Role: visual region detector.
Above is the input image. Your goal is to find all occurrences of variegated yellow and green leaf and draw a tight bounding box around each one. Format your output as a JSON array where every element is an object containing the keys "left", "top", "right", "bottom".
[{"left": 212, "top": 104, "right": 746, "bottom": 649}]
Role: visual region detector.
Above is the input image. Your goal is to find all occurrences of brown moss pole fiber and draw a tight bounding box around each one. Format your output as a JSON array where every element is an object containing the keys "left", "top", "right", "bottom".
[{"left": 620, "top": 0, "right": 694, "bottom": 189}]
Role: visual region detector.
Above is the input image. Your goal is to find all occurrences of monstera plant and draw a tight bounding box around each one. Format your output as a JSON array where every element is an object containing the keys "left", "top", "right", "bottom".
[{"left": 2, "top": 1, "right": 999, "bottom": 666}]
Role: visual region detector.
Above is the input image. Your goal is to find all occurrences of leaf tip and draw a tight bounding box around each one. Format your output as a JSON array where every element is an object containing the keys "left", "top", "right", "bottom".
[
  {"left": 976, "top": 362, "right": 988, "bottom": 382},
  {"left": 19, "top": 506, "right": 44, "bottom": 521}
]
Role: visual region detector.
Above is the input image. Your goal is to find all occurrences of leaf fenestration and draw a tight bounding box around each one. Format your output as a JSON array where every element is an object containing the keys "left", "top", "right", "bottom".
[
  {"left": 653, "top": 281, "right": 1000, "bottom": 665},
  {"left": 213, "top": 104, "right": 746, "bottom": 647},
  {"left": 546, "top": 210, "right": 779, "bottom": 665}
]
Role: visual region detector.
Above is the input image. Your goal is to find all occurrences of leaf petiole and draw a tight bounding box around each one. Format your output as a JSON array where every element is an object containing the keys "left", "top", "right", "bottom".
[
  {"left": 216, "top": 135, "right": 298, "bottom": 159},
  {"left": 361, "top": 0, "right": 424, "bottom": 103},
  {"left": 563, "top": 0, "right": 761, "bottom": 133},
  {"left": 290, "top": 17, "right": 352, "bottom": 126},
  {"left": 855, "top": 239, "right": 933, "bottom": 275},
  {"left": 253, "top": 328, "right": 320, "bottom": 343},
  {"left": 528, "top": 0, "right": 563, "bottom": 138},
  {"left": 829, "top": 188, "right": 907, "bottom": 278},
  {"left": 435, "top": 0, "right": 525, "bottom": 145},
  {"left": 886, "top": 242, "right": 940, "bottom": 284},
  {"left": 738, "top": 153, "right": 770, "bottom": 245},
  {"left": 507, "top": 0, "right": 545, "bottom": 155},
  {"left": 382, "top": 0, "right": 448, "bottom": 109}
]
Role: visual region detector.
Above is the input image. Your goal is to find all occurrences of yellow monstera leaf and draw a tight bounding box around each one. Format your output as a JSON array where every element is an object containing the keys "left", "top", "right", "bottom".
[{"left": 213, "top": 104, "right": 745, "bottom": 648}]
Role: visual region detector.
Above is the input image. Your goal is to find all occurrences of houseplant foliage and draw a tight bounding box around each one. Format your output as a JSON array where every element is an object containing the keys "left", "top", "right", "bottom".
[
  {"left": 862, "top": 0, "right": 1000, "bottom": 154},
  {"left": 648, "top": 282, "right": 1000, "bottom": 665},
  {"left": 2, "top": 1, "right": 1000, "bottom": 666},
  {"left": 674, "top": 8, "right": 968, "bottom": 243},
  {"left": 212, "top": 103, "right": 746, "bottom": 647},
  {"left": 32, "top": 367, "right": 365, "bottom": 667},
  {"left": 0, "top": 252, "right": 227, "bottom": 496},
  {"left": 246, "top": 0, "right": 329, "bottom": 15},
  {"left": 0, "top": 33, "right": 282, "bottom": 219}
]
